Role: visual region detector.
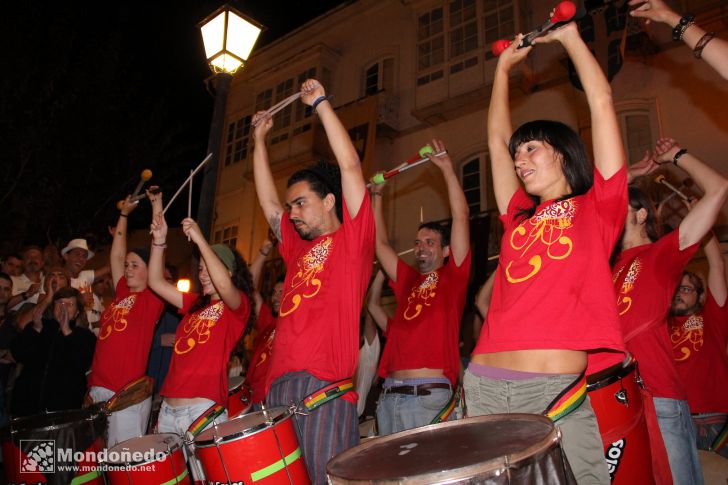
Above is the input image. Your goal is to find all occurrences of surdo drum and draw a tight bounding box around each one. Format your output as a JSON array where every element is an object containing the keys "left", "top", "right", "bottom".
[
  {"left": 326, "top": 414, "right": 576, "bottom": 484},
  {"left": 104, "top": 433, "right": 191, "bottom": 484},
  {"left": 587, "top": 354, "right": 653, "bottom": 484}
]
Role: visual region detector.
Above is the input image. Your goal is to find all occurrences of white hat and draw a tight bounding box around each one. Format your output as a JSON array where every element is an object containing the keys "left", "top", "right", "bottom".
[{"left": 61, "top": 239, "right": 94, "bottom": 259}]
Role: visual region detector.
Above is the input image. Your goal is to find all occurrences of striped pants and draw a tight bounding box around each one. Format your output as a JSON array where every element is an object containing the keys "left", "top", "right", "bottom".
[{"left": 267, "top": 371, "right": 359, "bottom": 485}]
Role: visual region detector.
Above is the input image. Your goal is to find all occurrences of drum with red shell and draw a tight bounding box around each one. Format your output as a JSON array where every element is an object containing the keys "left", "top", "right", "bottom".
[
  {"left": 0, "top": 407, "right": 106, "bottom": 485},
  {"left": 587, "top": 354, "right": 654, "bottom": 484},
  {"left": 194, "top": 406, "right": 310, "bottom": 484},
  {"left": 104, "top": 433, "right": 191, "bottom": 484},
  {"left": 227, "top": 375, "right": 252, "bottom": 418}
]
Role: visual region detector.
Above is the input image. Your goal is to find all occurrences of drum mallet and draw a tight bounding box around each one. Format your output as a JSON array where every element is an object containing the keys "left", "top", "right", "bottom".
[
  {"left": 116, "top": 186, "right": 161, "bottom": 210},
  {"left": 654, "top": 174, "right": 690, "bottom": 201},
  {"left": 368, "top": 146, "right": 447, "bottom": 188},
  {"left": 491, "top": 1, "right": 578, "bottom": 56}
]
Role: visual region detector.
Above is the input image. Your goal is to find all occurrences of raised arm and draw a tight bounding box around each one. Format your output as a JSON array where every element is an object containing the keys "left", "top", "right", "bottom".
[
  {"left": 488, "top": 34, "right": 532, "bottom": 214},
  {"left": 704, "top": 234, "right": 727, "bottom": 306},
  {"left": 148, "top": 191, "right": 183, "bottom": 309},
  {"left": 629, "top": 0, "right": 728, "bottom": 80},
  {"left": 184, "top": 218, "right": 242, "bottom": 311},
  {"left": 535, "top": 23, "right": 625, "bottom": 179},
  {"left": 367, "top": 269, "right": 390, "bottom": 333},
  {"left": 370, "top": 182, "right": 398, "bottom": 282},
  {"left": 651, "top": 139, "right": 728, "bottom": 250},
  {"left": 300, "top": 79, "right": 366, "bottom": 218},
  {"left": 252, "top": 112, "right": 285, "bottom": 241},
  {"left": 427, "top": 139, "right": 470, "bottom": 266},
  {"left": 110, "top": 197, "right": 138, "bottom": 288},
  {"left": 249, "top": 238, "right": 273, "bottom": 315}
]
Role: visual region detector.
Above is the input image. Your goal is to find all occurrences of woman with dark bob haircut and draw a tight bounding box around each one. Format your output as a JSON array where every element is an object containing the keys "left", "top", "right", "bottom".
[{"left": 465, "top": 20, "right": 628, "bottom": 484}]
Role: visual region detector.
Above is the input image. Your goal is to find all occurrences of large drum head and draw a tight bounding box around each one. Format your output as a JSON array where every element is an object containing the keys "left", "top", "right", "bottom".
[
  {"left": 106, "top": 433, "right": 182, "bottom": 465},
  {"left": 195, "top": 406, "right": 290, "bottom": 447},
  {"left": 327, "top": 414, "right": 562, "bottom": 483}
]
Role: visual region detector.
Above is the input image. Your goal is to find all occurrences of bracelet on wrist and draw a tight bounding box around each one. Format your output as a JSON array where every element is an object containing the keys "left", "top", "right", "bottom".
[
  {"left": 672, "top": 14, "right": 695, "bottom": 42},
  {"left": 673, "top": 148, "right": 688, "bottom": 166},
  {"left": 119, "top": 213, "right": 128, "bottom": 218},
  {"left": 693, "top": 32, "right": 716, "bottom": 59},
  {"left": 152, "top": 241, "right": 167, "bottom": 248},
  {"left": 311, "top": 95, "right": 332, "bottom": 113}
]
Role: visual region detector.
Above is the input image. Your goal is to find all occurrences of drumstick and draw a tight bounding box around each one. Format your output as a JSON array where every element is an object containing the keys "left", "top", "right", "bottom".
[
  {"left": 187, "top": 170, "right": 193, "bottom": 241},
  {"left": 251, "top": 92, "right": 303, "bottom": 127},
  {"left": 654, "top": 174, "right": 690, "bottom": 201},
  {"left": 163, "top": 153, "right": 213, "bottom": 214},
  {"left": 131, "top": 169, "right": 153, "bottom": 198},
  {"left": 367, "top": 149, "right": 448, "bottom": 188}
]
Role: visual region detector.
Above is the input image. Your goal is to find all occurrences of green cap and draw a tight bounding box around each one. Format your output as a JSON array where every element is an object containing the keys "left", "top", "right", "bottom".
[
  {"left": 371, "top": 173, "right": 386, "bottom": 185},
  {"left": 419, "top": 145, "right": 434, "bottom": 157},
  {"left": 211, "top": 244, "right": 236, "bottom": 273}
]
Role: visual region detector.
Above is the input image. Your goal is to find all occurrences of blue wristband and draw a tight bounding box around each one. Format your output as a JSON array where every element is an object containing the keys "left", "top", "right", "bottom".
[{"left": 311, "top": 95, "right": 331, "bottom": 113}]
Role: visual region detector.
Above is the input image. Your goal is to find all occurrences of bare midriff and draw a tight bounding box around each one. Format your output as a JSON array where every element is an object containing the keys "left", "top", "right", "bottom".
[
  {"left": 164, "top": 397, "right": 212, "bottom": 407},
  {"left": 470, "top": 349, "right": 587, "bottom": 374},
  {"left": 389, "top": 368, "right": 446, "bottom": 380}
]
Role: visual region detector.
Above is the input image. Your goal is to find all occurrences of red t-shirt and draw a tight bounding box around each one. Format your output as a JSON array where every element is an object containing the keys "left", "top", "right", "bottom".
[
  {"left": 612, "top": 229, "right": 699, "bottom": 399},
  {"left": 246, "top": 303, "right": 277, "bottom": 404},
  {"left": 378, "top": 252, "right": 471, "bottom": 385},
  {"left": 265, "top": 195, "right": 375, "bottom": 405},
  {"left": 89, "top": 279, "right": 164, "bottom": 392},
  {"left": 160, "top": 292, "right": 249, "bottom": 406},
  {"left": 473, "top": 166, "right": 627, "bottom": 373},
  {"left": 671, "top": 290, "right": 728, "bottom": 412}
]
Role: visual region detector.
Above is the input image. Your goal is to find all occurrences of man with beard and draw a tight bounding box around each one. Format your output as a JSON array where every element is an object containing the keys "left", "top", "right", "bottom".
[
  {"left": 612, "top": 137, "right": 728, "bottom": 484},
  {"left": 670, "top": 231, "right": 728, "bottom": 457},
  {"left": 8, "top": 246, "right": 44, "bottom": 311},
  {"left": 370, "top": 138, "right": 470, "bottom": 435},
  {"left": 252, "top": 78, "right": 374, "bottom": 484}
]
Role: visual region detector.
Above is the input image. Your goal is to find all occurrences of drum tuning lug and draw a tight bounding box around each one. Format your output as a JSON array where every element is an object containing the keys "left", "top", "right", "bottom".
[{"left": 615, "top": 389, "right": 629, "bottom": 406}]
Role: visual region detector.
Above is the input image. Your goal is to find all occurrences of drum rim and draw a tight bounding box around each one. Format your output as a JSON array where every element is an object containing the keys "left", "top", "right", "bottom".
[
  {"left": 326, "top": 413, "right": 561, "bottom": 481},
  {"left": 104, "top": 433, "right": 182, "bottom": 466},
  {"left": 194, "top": 406, "right": 292, "bottom": 447},
  {"left": 228, "top": 375, "right": 245, "bottom": 394},
  {"left": 5, "top": 408, "right": 105, "bottom": 435},
  {"left": 586, "top": 354, "right": 637, "bottom": 392}
]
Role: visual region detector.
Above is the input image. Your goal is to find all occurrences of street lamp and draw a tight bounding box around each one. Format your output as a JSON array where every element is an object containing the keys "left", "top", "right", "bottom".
[{"left": 196, "top": 5, "right": 262, "bottom": 240}]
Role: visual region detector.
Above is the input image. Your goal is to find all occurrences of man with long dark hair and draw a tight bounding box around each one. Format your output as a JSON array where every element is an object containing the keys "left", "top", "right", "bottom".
[{"left": 252, "top": 78, "right": 374, "bottom": 484}]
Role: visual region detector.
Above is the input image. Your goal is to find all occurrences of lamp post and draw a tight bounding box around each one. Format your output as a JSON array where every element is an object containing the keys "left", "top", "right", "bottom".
[{"left": 196, "top": 5, "right": 262, "bottom": 240}]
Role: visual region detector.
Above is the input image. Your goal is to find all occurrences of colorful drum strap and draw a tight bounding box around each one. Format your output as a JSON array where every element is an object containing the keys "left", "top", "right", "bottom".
[
  {"left": 543, "top": 372, "right": 587, "bottom": 422},
  {"left": 301, "top": 378, "right": 354, "bottom": 412},
  {"left": 429, "top": 385, "right": 460, "bottom": 424},
  {"left": 186, "top": 403, "right": 225, "bottom": 438},
  {"left": 711, "top": 421, "right": 728, "bottom": 453}
]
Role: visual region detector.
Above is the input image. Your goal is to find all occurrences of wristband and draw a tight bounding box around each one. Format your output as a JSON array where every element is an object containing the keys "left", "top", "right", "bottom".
[
  {"left": 152, "top": 241, "right": 167, "bottom": 248},
  {"left": 672, "top": 14, "right": 695, "bottom": 41},
  {"left": 311, "top": 95, "right": 332, "bottom": 113},
  {"left": 119, "top": 214, "right": 128, "bottom": 218},
  {"left": 693, "top": 32, "right": 716, "bottom": 59},
  {"left": 673, "top": 148, "right": 688, "bottom": 166}
]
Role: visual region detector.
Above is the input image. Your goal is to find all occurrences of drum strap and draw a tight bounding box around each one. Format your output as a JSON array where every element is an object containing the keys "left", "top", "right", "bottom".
[
  {"left": 711, "top": 420, "right": 728, "bottom": 453},
  {"left": 186, "top": 403, "right": 226, "bottom": 439},
  {"left": 302, "top": 378, "right": 354, "bottom": 412},
  {"left": 429, "top": 385, "right": 461, "bottom": 424},
  {"left": 543, "top": 372, "right": 587, "bottom": 422}
]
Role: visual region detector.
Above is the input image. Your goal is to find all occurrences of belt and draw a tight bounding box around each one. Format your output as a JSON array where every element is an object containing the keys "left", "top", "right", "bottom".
[{"left": 385, "top": 383, "right": 451, "bottom": 396}]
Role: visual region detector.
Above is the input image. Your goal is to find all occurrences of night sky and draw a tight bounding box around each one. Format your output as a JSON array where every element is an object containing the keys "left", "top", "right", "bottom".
[{"left": 0, "top": 0, "right": 349, "bottom": 254}]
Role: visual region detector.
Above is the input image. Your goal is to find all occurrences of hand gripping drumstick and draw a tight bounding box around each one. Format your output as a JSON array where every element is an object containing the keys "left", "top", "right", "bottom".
[
  {"left": 251, "top": 92, "right": 303, "bottom": 127},
  {"left": 368, "top": 146, "right": 448, "bottom": 187},
  {"left": 116, "top": 186, "right": 161, "bottom": 210},
  {"left": 655, "top": 174, "right": 690, "bottom": 201},
  {"left": 491, "top": 1, "right": 577, "bottom": 56}
]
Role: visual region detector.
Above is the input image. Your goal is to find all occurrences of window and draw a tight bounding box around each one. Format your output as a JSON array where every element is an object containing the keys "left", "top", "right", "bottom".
[
  {"left": 461, "top": 157, "right": 482, "bottom": 213},
  {"left": 223, "top": 115, "right": 252, "bottom": 166},
  {"left": 483, "top": 0, "right": 515, "bottom": 60},
  {"left": 255, "top": 89, "right": 272, "bottom": 111},
  {"left": 616, "top": 99, "right": 660, "bottom": 166},
  {"left": 449, "top": 0, "right": 478, "bottom": 58},
  {"left": 364, "top": 58, "right": 395, "bottom": 96},
  {"left": 418, "top": 7, "right": 445, "bottom": 75},
  {"left": 214, "top": 224, "right": 238, "bottom": 248},
  {"left": 271, "top": 78, "right": 294, "bottom": 144}
]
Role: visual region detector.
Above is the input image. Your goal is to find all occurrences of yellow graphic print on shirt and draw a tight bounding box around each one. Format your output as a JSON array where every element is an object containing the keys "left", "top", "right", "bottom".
[
  {"left": 670, "top": 314, "right": 704, "bottom": 361},
  {"left": 254, "top": 330, "right": 276, "bottom": 369},
  {"left": 99, "top": 294, "right": 137, "bottom": 340},
  {"left": 403, "top": 271, "right": 439, "bottom": 321},
  {"left": 613, "top": 258, "right": 642, "bottom": 316},
  {"left": 174, "top": 301, "right": 224, "bottom": 355},
  {"left": 279, "top": 237, "right": 333, "bottom": 317},
  {"left": 506, "top": 200, "right": 576, "bottom": 283}
]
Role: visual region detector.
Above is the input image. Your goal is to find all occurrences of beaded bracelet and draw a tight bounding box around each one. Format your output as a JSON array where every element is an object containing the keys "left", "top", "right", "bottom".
[
  {"left": 694, "top": 32, "right": 716, "bottom": 59},
  {"left": 672, "top": 14, "right": 695, "bottom": 42}
]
